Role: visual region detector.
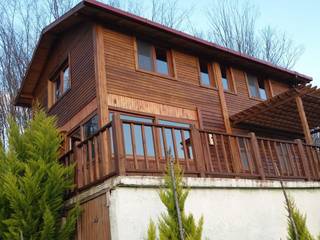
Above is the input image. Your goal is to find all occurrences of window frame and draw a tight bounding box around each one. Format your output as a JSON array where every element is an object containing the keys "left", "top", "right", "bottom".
[
  {"left": 198, "top": 59, "right": 216, "bottom": 89},
  {"left": 48, "top": 57, "right": 71, "bottom": 107},
  {"left": 134, "top": 37, "right": 175, "bottom": 79},
  {"left": 245, "top": 72, "right": 268, "bottom": 100}
]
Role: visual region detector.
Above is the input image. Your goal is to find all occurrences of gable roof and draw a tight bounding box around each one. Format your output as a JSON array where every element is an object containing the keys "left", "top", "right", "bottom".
[{"left": 15, "top": 0, "right": 313, "bottom": 107}]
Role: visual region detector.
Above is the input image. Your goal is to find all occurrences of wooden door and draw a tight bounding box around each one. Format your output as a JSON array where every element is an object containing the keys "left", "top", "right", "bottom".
[{"left": 76, "top": 194, "right": 111, "bottom": 240}]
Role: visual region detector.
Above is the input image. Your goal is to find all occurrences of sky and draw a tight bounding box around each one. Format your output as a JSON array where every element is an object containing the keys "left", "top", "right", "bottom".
[{"left": 181, "top": 0, "right": 320, "bottom": 86}]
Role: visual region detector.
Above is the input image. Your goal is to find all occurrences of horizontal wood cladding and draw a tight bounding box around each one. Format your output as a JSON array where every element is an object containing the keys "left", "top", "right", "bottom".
[
  {"left": 271, "top": 79, "right": 290, "bottom": 95},
  {"left": 103, "top": 28, "right": 225, "bottom": 131},
  {"left": 108, "top": 94, "right": 197, "bottom": 121},
  {"left": 33, "top": 23, "right": 96, "bottom": 127}
]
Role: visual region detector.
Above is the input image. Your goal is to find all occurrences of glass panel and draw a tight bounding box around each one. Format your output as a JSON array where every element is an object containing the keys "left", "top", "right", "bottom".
[
  {"left": 247, "top": 74, "right": 259, "bottom": 98},
  {"left": 55, "top": 76, "right": 61, "bottom": 101},
  {"left": 145, "top": 126, "right": 155, "bottom": 156},
  {"left": 123, "top": 124, "right": 133, "bottom": 155},
  {"left": 184, "top": 130, "right": 193, "bottom": 159},
  {"left": 199, "top": 61, "right": 210, "bottom": 86},
  {"left": 238, "top": 138, "right": 249, "bottom": 170},
  {"left": 220, "top": 65, "right": 229, "bottom": 90},
  {"left": 155, "top": 47, "right": 169, "bottom": 75},
  {"left": 134, "top": 125, "right": 144, "bottom": 156},
  {"left": 69, "top": 127, "right": 81, "bottom": 150},
  {"left": 158, "top": 120, "right": 190, "bottom": 128},
  {"left": 174, "top": 129, "right": 185, "bottom": 159},
  {"left": 164, "top": 128, "right": 174, "bottom": 157},
  {"left": 83, "top": 115, "right": 99, "bottom": 139},
  {"left": 159, "top": 129, "right": 165, "bottom": 158},
  {"left": 137, "top": 40, "right": 153, "bottom": 71},
  {"left": 63, "top": 66, "right": 70, "bottom": 92},
  {"left": 258, "top": 79, "right": 267, "bottom": 100},
  {"left": 120, "top": 115, "right": 153, "bottom": 123}
]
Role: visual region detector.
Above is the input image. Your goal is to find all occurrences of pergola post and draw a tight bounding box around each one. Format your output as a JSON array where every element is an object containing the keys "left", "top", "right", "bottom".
[{"left": 295, "top": 96, "right": 313, "bottom": 144}]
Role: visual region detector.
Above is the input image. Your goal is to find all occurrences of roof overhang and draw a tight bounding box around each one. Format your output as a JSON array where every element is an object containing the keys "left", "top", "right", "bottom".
[
  {"left": 230, "top": 85, "right": 320, "bottom": 135},
  {"left": 15, "top": 0, "right": 313, "bottom": 107}
]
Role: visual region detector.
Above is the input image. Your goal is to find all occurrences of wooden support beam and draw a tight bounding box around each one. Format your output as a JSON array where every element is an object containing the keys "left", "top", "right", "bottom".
[
  {"left": 213, "top": 62, "right": 232, "bottom": 134},
  {"left": 112, "top": 113, "right": 126, "bottom": 175},
  {"left": 295, "top": 96, "right": 313, "bottom": 144},
  {"left": 93, "top": 24, "right": 109, "bottom": 175}
]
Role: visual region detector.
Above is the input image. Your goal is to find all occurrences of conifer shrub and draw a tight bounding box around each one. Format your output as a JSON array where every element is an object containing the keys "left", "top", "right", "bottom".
[{"left": 0, "top": 109, "right": 80, "bottom": 240}]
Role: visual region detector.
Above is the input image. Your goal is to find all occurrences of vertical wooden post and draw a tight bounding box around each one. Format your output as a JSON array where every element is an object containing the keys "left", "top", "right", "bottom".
[
  {"left": 295, "top": 96, "right": 313, "bottom": 145},
  {"left": 249, "top": 132, "right": 265, "bottom": 180},
  {"left": 190, "top": 125, "right": 206, "bottom": 177},
  {"left": 112, "top": 113, "right": 126, "bottom": 175},
  {"left": 213, "top": 62, "right": 232, "bottom": 134},
  {"left": 295, "top": 139, "right": 311, "bottom": 180},
  {"left": 93, "top": 24, "right": 109, "bottom": 176}
]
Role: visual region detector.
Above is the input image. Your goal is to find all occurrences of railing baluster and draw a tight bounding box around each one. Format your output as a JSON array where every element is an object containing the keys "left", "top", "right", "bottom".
[
  {"left": 93, "top": 136, "right": 100, "bottom": 180},
  {"left": 220, "top": 135, "right": 229, "bottom": 173},
  {"left": 286, "top": 144, "right": 297, "bottom": 177},
  {"left": 171, "top": 128, "right": 179, "bottom": 161},
  {"left": 266, "top": 141, "right": 278, "bottom": 177},
  {"left": 141, "top": 124, "right": 148, "bottom": 170},
  {"left": 305, "top": 146, "right": 316, "bottom": 179},
  {"left": 161, "top": 127, "right": 169, "bottom": 159},
  {"left": 260, "top": 140, "right": 271, "bottom": 175},
  {"left": 213, "top": 134, "right": 222, "bottom": 173},
  {"left": 152, "top": 126, "right": 160, "bottom": 170},
  {"left": 295, "top": 139, "right": 311, "bottom": 180},
  {"left": 273, "top": 142, "right": 284, "bottom": 177},
  {"left": 180, "top": 130, "right": 190, "bottom": 171},
  {"left": 130, "top": 123, "right": 138, "bottom": 170},
  {"left": 279, "top": 143, "right": 290, "bottom": 176},
  {"left": 249, "top": 133, "right": 265, "bottom": 179}
]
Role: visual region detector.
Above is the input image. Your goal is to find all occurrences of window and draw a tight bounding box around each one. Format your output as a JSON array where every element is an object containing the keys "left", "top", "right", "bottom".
[
  {"left": 199, "top": 60, "right": 214, "bottom": 87},
  {"left": 137, "top": 39, "right": 172, "bottom": 76},
  {"left": 220, "top": 65, "right": 230, "bottom": 91},
  {"left": 83, "top": 115, "right": 99, "bottom": 139},
  {"left": 50, "top": 61, "right": 71, "bottom": 105},
  {"left": 247, "top": 73, "right": 267, "bottom": 100}
]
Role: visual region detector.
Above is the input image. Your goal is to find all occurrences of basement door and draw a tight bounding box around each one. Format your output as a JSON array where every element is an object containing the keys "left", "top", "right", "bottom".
[{"left": 76, "top": 193, "right": 111, "bottom": 240}]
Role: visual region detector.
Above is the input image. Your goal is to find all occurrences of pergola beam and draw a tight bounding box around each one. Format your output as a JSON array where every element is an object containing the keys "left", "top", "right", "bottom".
[{"left": 295, "top": 96, "right": 313, "bottom": 144}]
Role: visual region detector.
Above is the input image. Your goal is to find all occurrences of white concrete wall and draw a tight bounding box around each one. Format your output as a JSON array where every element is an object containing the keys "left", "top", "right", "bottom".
[{"left": 108, "top": 177, "right": 320, "bottom": 240}]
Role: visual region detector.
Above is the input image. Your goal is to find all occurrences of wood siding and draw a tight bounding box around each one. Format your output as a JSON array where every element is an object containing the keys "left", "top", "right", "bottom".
[
  {"left": 33, "top": 23, "right": 96, "bottom": 127},
  {"left": 103, "top": 28, "right": 226, "bottom": 131}
]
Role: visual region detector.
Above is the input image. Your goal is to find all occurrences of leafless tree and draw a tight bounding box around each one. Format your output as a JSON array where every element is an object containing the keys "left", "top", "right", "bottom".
[{"left": 206, "top": 0, "right": 303, "bottom": 69}]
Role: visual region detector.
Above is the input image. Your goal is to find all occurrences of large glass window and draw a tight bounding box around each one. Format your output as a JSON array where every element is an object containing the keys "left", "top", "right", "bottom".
[
  {"left": 83, "top": 115, "right": 99, "bottom": 139},
  {"left": 137, "top": 39, "right": 171, "bottom": 76},
  {"left": 247, "top": 73, "right": 267, "bottom": 100}
]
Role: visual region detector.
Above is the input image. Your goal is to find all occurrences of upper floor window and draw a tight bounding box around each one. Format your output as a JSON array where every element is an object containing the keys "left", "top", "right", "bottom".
[
  {"left": 247, "top": 73, "right": 267, "bottom": 100},
  {"left": 199, "top": 60, "right": 215, "bottom": 88},
  {"left": 136, "top": 39, "right": 172, "bottom": 76},
  {"left": 220, "top": 65, "right": 230, "bottom": 91},
  {"left": 50, "top": 61, "right": 70, "bottom": 104}
]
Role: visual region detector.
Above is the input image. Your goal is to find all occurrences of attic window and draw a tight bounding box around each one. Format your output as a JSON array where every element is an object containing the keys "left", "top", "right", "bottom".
[
  {"left": 247, "top": 73, "right": 267, "bottom": 100},
  {"left": 49, "top": 61, "right": 71, "bottom": 105}
]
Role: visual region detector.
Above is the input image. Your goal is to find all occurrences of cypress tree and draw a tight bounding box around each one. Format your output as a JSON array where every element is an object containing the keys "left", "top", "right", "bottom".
[
  {"left": 147, "top": 160, "right": 204, "bottom": 240},
  {"left": 0, "top": 109, "right": 80, "bottom": 240},
  {"left": 286, "top": 195, "right": 314, "bottom": 240}
]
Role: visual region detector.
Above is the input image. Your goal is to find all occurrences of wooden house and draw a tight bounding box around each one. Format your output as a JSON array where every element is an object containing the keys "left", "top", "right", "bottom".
[{"left": 15, "top": 1, "right": 320, "bottom": 239}]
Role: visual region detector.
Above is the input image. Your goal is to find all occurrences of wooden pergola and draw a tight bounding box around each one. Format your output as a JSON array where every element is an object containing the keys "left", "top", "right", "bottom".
[{"left": 230, "top": 85, "right": 320, "bottom": 144}]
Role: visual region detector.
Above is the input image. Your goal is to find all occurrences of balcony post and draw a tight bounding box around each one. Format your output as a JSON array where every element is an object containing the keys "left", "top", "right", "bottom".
[
  {"left": 190, "top": 125, "right": 206, "bottom": 177},
  {"left": 112, "top": 113, "right": 126, "bottom": 175},
  {"left": 249, "top": 132, "right": 265, "bottom": 180},
  {"left": 295, "top": 139, "right": 311, "bottom": 181}
]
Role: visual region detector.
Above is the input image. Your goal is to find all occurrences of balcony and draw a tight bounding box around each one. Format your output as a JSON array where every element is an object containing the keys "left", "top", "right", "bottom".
[{"left": 60, "top": 112, "right": 320, "bottom": 192}]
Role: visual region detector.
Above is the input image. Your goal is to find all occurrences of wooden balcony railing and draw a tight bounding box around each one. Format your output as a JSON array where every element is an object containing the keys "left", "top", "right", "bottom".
[{"left": 60, "top": 113, "right": 320, "bottom": 192}]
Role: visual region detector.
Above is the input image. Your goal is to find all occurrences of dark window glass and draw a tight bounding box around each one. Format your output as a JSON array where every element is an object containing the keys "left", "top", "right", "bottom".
[
  {"left": 121, "top": 115, "right": 153, "bottom": 156},
  {"left": 55, "top": 76, "right": 61, "bottom": 101},
  {"left": 258, "top": 79, "right": 267, "bottom": 100},
  {"left": 63, "top": 66, "right": 70, "bottom": 92},
  {"left": 158, "top": 120, "right": 192, "bottom": 159},
  {"left": 69, "top": 127, "right": 81, "bottom": 150},
  {"left": 155, "top": 48, "right": 169, "bottom": 74},
  {"left": 199, "top": 61, "right": 210, "bottom": 86},
  {"left": 137, "top": 40, "right": 153, "bottom": 71},
  {"left": 220, "top": 65, "right": 229, "bottom": 91},
  {"left": 247, "top": 74, "right": 259, "bottom": 98},
  {"left": 83, "top": 115, "right": 99, "bottom": 139},
  {"left": 238, "top": 138, "right": 249, "bottom": 170}
]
